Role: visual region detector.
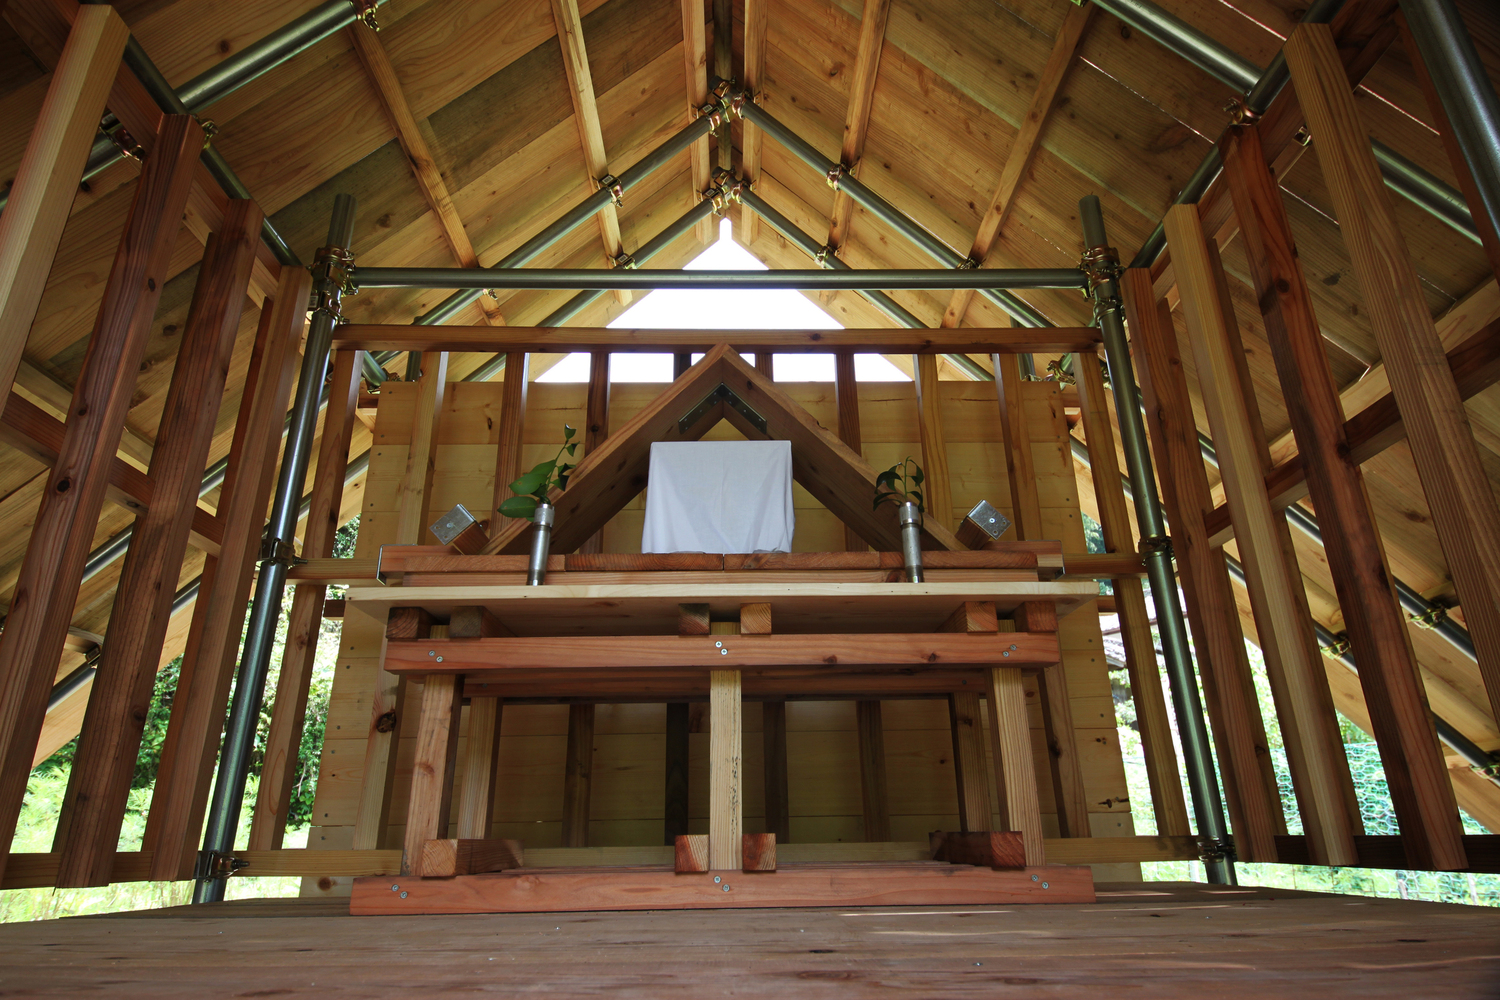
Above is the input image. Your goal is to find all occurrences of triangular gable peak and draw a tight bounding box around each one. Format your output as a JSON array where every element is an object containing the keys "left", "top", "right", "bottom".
[{"left": 483, "top": 344, "right": 963, "bottom": 555}]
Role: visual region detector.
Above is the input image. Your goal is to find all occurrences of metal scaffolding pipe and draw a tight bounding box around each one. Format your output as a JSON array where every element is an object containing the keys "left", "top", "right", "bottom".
[
  {"left": 1079, "top": 195, "right": 1235, "bottom": 882},
  {"left": 353, "top": 266, "right": 1087, "bottom": 291},
  {"left": 1399, "top": 0, "right": 1500, "bottom": 250},
  {"left": 1069, "top": 435, "right": 1500, "bottom": 787},
  {"left": 738, "top": 101, "right": 1053, "bottom": 328},
  {"left": 194, "top": 194, "right": 356, "bottom": 904},
  {"left": 1104, "top": 0, "right": 1480, "bottom": 268}
]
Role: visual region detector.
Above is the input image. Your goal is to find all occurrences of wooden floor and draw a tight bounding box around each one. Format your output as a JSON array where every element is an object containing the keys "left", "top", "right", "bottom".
[{"left": 0, "top": 882, "right": 1495, "bottom": 997}]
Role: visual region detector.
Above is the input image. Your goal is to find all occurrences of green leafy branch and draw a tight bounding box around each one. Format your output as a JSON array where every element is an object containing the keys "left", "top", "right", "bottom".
[
  {"left": 873, "top": 456, "right": 924, "bottom": 514},
  {"left": 498, "top": 424, "right": 577, "bottom": 520}
]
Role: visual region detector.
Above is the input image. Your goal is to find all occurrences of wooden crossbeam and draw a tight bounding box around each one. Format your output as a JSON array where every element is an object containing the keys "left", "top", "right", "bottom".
[
  {"left": 55, "top": 199, "right": 261, "bottom": 888},
  {"left": 942, "top": 4, "right": 1092, "bottom": 328},
  {"left": 827, "top": 0, "right": 892, "bottom": 253},
  {"left": 349, "top": 27, "right": 504, "bottom": 325},
  {"left": 738, "top": 0, "right": 769, "bottom": 242},
  {"left": 680, "top": 0, "right": 713, "bottom": 244}
]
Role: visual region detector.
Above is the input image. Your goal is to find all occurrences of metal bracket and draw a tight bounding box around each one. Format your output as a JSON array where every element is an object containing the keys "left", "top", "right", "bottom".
[
  {"left": 1137, "top": 534, "right": 1172, "bottom": 560},
  {"left": 195, "top": 849, "right": 250, "bottom": 882},
  {"left": 1293, "top": 125, "right": 1312, "bottom": 147},
  {"left": 611, "top": 249, "right": 637, "bottom": 270},
  {"left": 599, "top": 174, "right": 624, "bottom": 207},
  {"left": 697, "top": 102, "right": 724, "bottom": 130},
  {"left": 102, "top": 119, "right": 143, "bottom": 161},
  {"left": 1410, "top": 603, "right": 1451, "bottom": 631},
  {"left": 197, "top": 117, "right": 219, "bottom": 150},
  {"left": 349, "top": 0, "right": 381, "bottom": 30},
  {"left": 1044, "top": 359, "right": 1077, "bottom": 385},
  {"left": 310, "top": 244, "right": 356, "bottom": 320},
  {"left": 678, "top": 383, "right": 768, "bottom": 436},
  {"left": 1223, "top": 97, "right": 1261, "bottom": 127},
  {"left": 814, "top": 243, "right": 839, "bottom": 266},
  {"left": 825, "top": 163, "right": 846, "bottom": 190},
  {"left": 259, "top": 534, "right": 306, "bottom": 565},
  {"left": 1196, "top": 836, "right": 1235, "bottom": 865},
  {"left": 1319, "top": 632, "right": 1352, "bottom": 659}
]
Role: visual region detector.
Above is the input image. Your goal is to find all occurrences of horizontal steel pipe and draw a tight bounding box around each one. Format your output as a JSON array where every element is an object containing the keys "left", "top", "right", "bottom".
[{"left": 353, "top": 266, "right": 1087, "bottom": 291}]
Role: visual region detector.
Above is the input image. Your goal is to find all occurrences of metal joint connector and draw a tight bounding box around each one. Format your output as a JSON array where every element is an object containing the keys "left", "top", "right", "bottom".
[
  {"left": 697, "top": 104, "right": 724, "bottom": 129},
  {"left": 825, "top": 164, "right": 846, "bottom": 189},
  {"left": 1196, "top": 836, "right": 1235, "bottom": 864},
  {"left": 102, "top": 119, "right": 144, "bottom": 161},
  {"left": 814, "top": 243, "right": 840, "bottom": 266},
  {"left": 259, "top": 534, "right": 305, "bottom": 565},
  {"left": 310, "top": 244, "right": 356, "bottom": 319},
  {"left": 1293, "top": 125, "right": 1312, "bottom": 147},
  {"left": 598, "top": 174, "right": 623, "bottom": 207},
  {"left": 957, "top": 256, "right": 980, "bottom": 270},
  {"left": 1044, "top": 359, "right": 1077, "bottom": 385},
  {"left": 728, "top": 93, "right": 747, "bottom": 119},
  {"left": 1410, "top": 603, "right": 1450, "bottom": 631},
  {"left": 1224, "top": 97, "right": 1261, "bottom": 127},
  {"left": 197, "top": 118, "right": 218, "bottom": 149},
  {"left": 1080, "top": 245, "right": 1121, "bottom": 287},
  {"left": 1319, "top": 632, "right": 1352, "bottom": 659},
  {"left": 349, "top": 0, "right": 380, "bottom": 30},
  {"left": 195, "top": 849, "right": 249, "bottom": 882},
  {"left": 612, "top": 250, "right": 637, "bottom": 270},
  {"left": 1138, "top": 534, "right": 1172, "bottom": 559}
]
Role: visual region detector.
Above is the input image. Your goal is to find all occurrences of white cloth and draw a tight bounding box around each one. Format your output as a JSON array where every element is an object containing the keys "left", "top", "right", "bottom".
[{"left": 641, "top": 441, "right": 795, "bottom": 553}]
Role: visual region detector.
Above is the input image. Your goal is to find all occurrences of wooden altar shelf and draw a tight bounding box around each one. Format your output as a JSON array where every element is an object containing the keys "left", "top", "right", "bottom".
[{"left": 349, "top": 862, "right": 1096, "bottom": 915}]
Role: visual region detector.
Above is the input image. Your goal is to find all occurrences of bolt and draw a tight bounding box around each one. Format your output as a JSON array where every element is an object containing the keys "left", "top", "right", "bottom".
[
  {"left": 988, "top": 517, "right": 996, "bottom": 524},
  {"left": 400, "top": 891, "right": 408, "bottom": 898}
]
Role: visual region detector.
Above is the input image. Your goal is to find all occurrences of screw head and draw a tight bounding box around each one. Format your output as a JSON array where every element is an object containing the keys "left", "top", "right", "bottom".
[
  {"left": 722, "top": 884, "right": 731, "bottom": 892},
  {"left": 427, "top": 650, "right": 435, "bottom": 656},
  {"left": 1010, "top": 644, "right": 1018, "bottom": 651},
  {"left": 1041, "top": 882, "right": 1049, "bottom": 889},
  {"left": 1002, "top": 650, "right": 1011, "bottom": 657},
  {"left": 714, "top": 875, "right": 722, "bottom": 883},
  {"left": 400, "top": 891, "right": 408, "bottom": 898},
  {"left": 1031, "top": 875, "right": 1039, "bottom": 882},
  {"left": 436, "top": 656, "right": 443, "bottom": 662},
  {"left": 715, "top": 641, "right": 723, "bottom": 648},
  {"left": 391, "top": 883, "right": 400, "bottom": 891},
  {"left": 720, "top": 649, "right": 728, "bottom": 655}
]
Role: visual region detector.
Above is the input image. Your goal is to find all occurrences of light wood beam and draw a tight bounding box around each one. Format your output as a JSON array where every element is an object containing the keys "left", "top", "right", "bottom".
[
  {"left": 709, "top": 621, "right": 742, "bottom": 870},
  {"left": 578, "top": 352, "right": 611, "bottom": 555},
  {"left": 1286, "top": 22, "right": 1500, "bottom": 743},
  {"left": 0, "top": 5, "right": 128, "bottom": 405},
  {"left": 739, "top": 0, "right": 768, "bottom": 242},
  {"left": 942, "top": 4, "right": 1092, "bottom": 328},
  {"left": 402, "top": 673, "right": 463, "bottom": 875},
  {"left": 680, "top": 0, "right": 713, "bottom": 243},
  {"left": 456, "top": 698, "right": 503, "bottom": 840},
  {"left": 912, "top": 353, "right": 952, "bottom": 526},
  {"left": 561, "top": 703, "right": 595, "bottom": 848},
  {"left": 489, "top": 353, "right": 530, "bottom": 536},
  {"left": 827, "top": 0, "right": 891, "bottom": 253},
  {"left": 348, "top": 27, "right": 504, "bottom": 325}
]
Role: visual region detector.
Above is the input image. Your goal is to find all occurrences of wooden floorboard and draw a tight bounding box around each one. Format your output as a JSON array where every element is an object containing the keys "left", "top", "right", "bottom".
[{"left": 0, "top": 882, "right": 1494, "bottom": 996}]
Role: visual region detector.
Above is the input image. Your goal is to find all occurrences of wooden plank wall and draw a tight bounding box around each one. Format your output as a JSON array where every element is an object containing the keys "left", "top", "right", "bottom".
[{"left": 303, "top": 375, "right": 1135, "bottom": 894}]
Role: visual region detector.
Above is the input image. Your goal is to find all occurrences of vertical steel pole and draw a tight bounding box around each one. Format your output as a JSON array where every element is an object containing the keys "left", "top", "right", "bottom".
[
  {"left": 192, "top": 194, "right": 357, "bottom": 903},
  {"left": 1078, "top": 195, "right": 1234, "bottom": 883}
]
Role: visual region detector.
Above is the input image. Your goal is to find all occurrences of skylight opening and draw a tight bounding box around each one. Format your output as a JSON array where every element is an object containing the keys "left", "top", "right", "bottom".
[{"left": 537, "top": 219, "right": 910, "bottom": 383}]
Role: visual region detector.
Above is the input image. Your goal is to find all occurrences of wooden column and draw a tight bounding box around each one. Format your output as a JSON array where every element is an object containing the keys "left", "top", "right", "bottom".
[
  {"left": 145, "top": 262, "right": 309, "bottom": 880},
  {"left": 402, "top": 673, "right": 464, "bottom": 875},
  {"left": 561, "top": 704, "right": 595, "bottom": 848},
  {"left": 1075, "top": 349, "right": 1190, "bottom": 837},
  {"left": 708, "top": 619, "right": 742, "bottom": 870},
  {"left": 1167, "top": 203, "right": 1361, "bottom": 867},
  {"left": 578, "top": 352, "right": 610, "bottom": 555},
  {"left": 354, "top": 357, "right": 450, "bottom": 851},
  {"left": 855, "top": 701, "right": 890, "bottom": 841},
  {"left": 986, "top": 665, "right": 1044, "bottom": 865},
  {"left": 456, "top": 697, "right": 503, "bottom": 840},
  {"left": 56, "top": 198, "right": 261, "bottom": 886},
  {"left": 490, "top": 353, "right": 530, "bottom": 531},
  {"left": 0, "top": 5, "right": 129, "bottom": 405},
  {"left": 912, "top": 353, "right": 952, "bottom": 526},
  {"left": 248, "top": 347, "right": 362, "bottom": 851},
  {"left": 762, "top": 700, "right": 789, "bottom": 843},
  {"left": 679, "top": 0, "right": 713, "bottom": 244},
  {"left": 1123, "top": 267, "right": 1284, "bottom": 862},
  {"left": 0, "top": 115, "right": 201, "bottom": 884},
  {"left": 993, "top": 353, "right": 1041, "bottom": 538},
  {"left": 1287, "top": 22, "right": 1500, "bottom": 735},
  {"left": 941, "top": 602, "right": 995, "bottom": 832},
  {"left": 834, "top": 351, "right": 864, "bottom": 552},
  {"left": 1222, "top": 124, "right": 1467, "bottom": 870},
  {"left": 664, "top": 701, "right": 690, "bottom": 845}
]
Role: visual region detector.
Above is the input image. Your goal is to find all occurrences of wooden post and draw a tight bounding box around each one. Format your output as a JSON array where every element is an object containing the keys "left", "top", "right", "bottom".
[
  {"left": 145, "top": 262, "right": 309, "bottom": 880},
  {"left": 708, "top": 620, "right": 741, "bottom": 870},
  {"left": 402, "top": 673, "right": 464, "bottom": 875},
  {"left": 985, "top": 665, "right": 1044, "bottom": 865},
  {"left": 1222, "top": 123, "right": 1467, "bottom": 871},
  {"left": 940, "top": 602, "right": 995, "bottom": 832},
  {"left": 1287, "top": 22, "right": 1500, "bottom": 741},
  {"left": 354, "top": 357, "right": 450, "bottom": 851},
  {"left": 247, "top": 348, "right": 362, "bottom": 851},
  {"left": 561, "top": 703, "right": 595, "bottom": 848},
  {"left": 664, "top": 701, "right": 690, "bottom": 845},
  {"left": 1123, "top": 267, "right": 1285, "bottom": 862},
  {"left": 0, "top": 5, "right": 129, "bottom": 405},
  {"left": 762, "top": 700, "right": 789, "bottom": 843},
  {"left": 993, "top": 353, "right": 1041, "bottom": 538},
  {"left": 855, "top": 701, "right": 890, "bottom": 841},
  {"left": 1166, "top": 202, "right": 1361, "bottom": 868},
  {"left": 912, "top": 353, "right": 952, "bottom": 526},
  {"left": 578, "top": 351, "right": 610, "bottom": 555},
  {"left": 0, "top": 115, "right": 201, "bottom": 885},
  {"left": 1074, "top": 348, "right": 1190, "bottom": 837},
  {"left": 489, "top": 353, "right": 530, "bottom": 533},
  {"left": 755, "top": 352, "right": 775, "bottom": 380},
  {"left": 834, "top": 351, "right": 864, "bottom": 551},
  {"left": 456, "top": 698, "right": 503, "bottom": 840},
  {"left": 56, "top": 198, "right": 261, "bottom": 886}
]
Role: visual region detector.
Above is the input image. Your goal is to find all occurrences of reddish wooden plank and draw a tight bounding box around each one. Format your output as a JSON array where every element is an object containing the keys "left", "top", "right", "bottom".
[
  {"left": 741, "top": 833, "right": 777, "bottom": 871},
  {"left": 930, "top": 831, "right": 1026, "bottom": 869},
  {"left": 674, "top": 834, "right": 708, "bottom": 872},
  {"left": 561, "top": 703, "right": 595, "bottom": 848},
  {"left": 350, "top": 863, "right": 1095, "bottom": 913},
  {"left": 0, "top": 116, "right": 202, "bottom": 886},
  {"left": 56, "top": 199, "right": 261, "bottom": 887},
  {"left": 403, "top": 674, "right": 464, "bottom": 875},
  {"left": 419, "top": 838, "right": 524, "bottom": 877}
]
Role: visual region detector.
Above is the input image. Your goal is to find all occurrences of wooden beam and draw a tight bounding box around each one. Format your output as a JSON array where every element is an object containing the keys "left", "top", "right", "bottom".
[
  {"left": 578, "top": 352, "right": 610, "bottom": 556},
  {"left": 419, "top": 838, "right": 523, "bottom": 877},
  {"left": 347, "top": 27, "right": 504, "bottom": 324},
  {"left": 56, "top": 199, "right": 261, "bottom": 888},
  {"left": 0, "top": 116, "right": 201, "bottom": 886},
  {"left": 940, "top": 603, "right": 996, "bottom": 833},
  {"left": 1167, "top": 204, "right": 1359, "bottom": 867},
  {"left": 942, "top": 4, "right": 1093, "bottom": 328},
  {"left": 550, "top": 0, "right": 627, "bottom": 297},
  {"left": 680, "top": 0, "right": 712, "bottom": 244},
  {"left": 395, "top": 353, "right": 449, "bottom": 545},
  {"left": 0, "top": 5, "right": 128, "bottom": 404},
  {"left": 664, "top": 700, "right": 690, "bottom": 845},
  {"left": 1122, "top": 268, "right": 1285, "bottom": 862},
  {"left": 1287, "top": 22, "right": 1500, "bottom": 748},
  {"left": 834, "top": 351, "right": 864, "bottom": 553},
  {"left": 333, "top": 326, "right": 1102, "bottom": 354},
  {"left": 561, "top": 703, "right": 595, "bottom": 848},
  {"left": 402, "top": 673, "right": 463, "bottom": 875},
  {"left": 709, "top": 626, "right": 742, "bottom": 870},
  {"left": 985, "top": 665, "right": 1044, "bottom": 865},
  {"left": 489, "top": 353, "right": 530, "bottom": 536},
  {"left": 913, "top": 353, "right": 952, "bottom": 527},
  {"left": 455, "top": 699, "right": 503, "bottom": 840},
  {"left": 856, "top": 701, "right": 890, "bottom": 841},
  {"left": 248, "top": 348, "right": 362, "bottom": 852},
  {"left": 1074, "top": 347, "right": 1189, "bottom": 837},
  {"left": 739, "top": 0, "right": 769, "bottom": 242},
  {"left": 827, "top": 0, "right": 891, "bottom": 252},
  {"left": 145, "top": 263, "right": 309, "bottom": 881},
  {"left": 994, "top": 353, "right": 1041, "bottom": 539},
  {"left": 1222, "top": 123, "right": 1467, "bottom": 871},
  {"left": 762, "top": 700, "right": 789, "bottom": 844}
]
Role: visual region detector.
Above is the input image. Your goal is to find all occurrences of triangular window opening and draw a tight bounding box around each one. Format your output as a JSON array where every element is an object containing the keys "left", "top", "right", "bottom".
[{"left": 537, "top": 218, "right": 911, "bottom": 383}]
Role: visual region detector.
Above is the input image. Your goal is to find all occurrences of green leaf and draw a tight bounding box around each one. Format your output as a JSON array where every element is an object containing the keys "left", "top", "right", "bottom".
[
  {"left": 509, "top": 460, "right": 556, "bottom": 497},
  {"left": 563, "top": 424, "right": 576, "bottom": 440},
  {"left": 875, "top": 470, "right": 898, "bottom": 491},
  {"left": 565, "top": 443, "right": 577, "bottom": 456},
  {"left": 910, "top": 466, "right": 924, "bottom": 486},
  {"left": 499, "top": 495, "right": 539, "bottom": 519}
]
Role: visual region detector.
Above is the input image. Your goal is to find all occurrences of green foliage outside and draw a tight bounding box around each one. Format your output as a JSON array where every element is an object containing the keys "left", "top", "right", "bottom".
[{"left": 0, "top": 518, "right": 359, "bottom": 921}]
